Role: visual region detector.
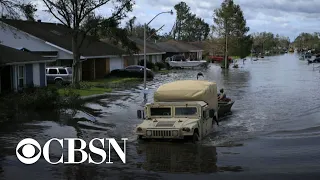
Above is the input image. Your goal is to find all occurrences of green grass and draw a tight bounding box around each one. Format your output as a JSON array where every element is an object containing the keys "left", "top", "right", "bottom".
[
  {"left": 58, "top": 87, "right": 112, "bottom": 96},
  {"left": 50, "top": 77, "right": 142, "bottom": 97},
  {"left": 83, "top": 77, "right": 141, "bottom": 86}
]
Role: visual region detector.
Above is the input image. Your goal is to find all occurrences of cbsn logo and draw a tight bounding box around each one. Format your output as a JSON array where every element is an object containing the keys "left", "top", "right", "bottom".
[{"left": 16, "top": 138, "right": 128, "bottom": 165}]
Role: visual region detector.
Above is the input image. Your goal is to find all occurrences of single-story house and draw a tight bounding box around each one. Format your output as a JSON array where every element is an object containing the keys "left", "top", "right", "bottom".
[
  {"left": 127, "top": 37, "right": 165, "bottom": 65},
  {"left": 188, "top": 41, "right": 211, "bottom": 58},
  {"left": 0, "top": 18, "right": 127, "bottom": 81},
  {"left": 153, "top": 40, "right": 204, "bottom": 60},
  {"left": 0, "top": 44, "right": 55, "bottom": 93}
]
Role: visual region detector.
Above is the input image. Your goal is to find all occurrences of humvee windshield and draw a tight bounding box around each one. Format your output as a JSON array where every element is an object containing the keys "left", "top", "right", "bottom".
[
  {"left": 150, "top": 107, "right": 171, "bottom": 116},
  {"left": 175, "top": 107, "right": 197, "bottom": 116}
]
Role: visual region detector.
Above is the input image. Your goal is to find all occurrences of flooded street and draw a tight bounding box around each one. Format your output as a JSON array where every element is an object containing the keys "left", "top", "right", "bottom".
[{"left": 1, "top": 53, "right": 320, "bottom": 180}]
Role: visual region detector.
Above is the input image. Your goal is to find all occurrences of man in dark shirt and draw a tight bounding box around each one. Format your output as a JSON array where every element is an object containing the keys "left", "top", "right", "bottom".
[{"left": 218, "top": 88, "right": 226, "bottom": 101}]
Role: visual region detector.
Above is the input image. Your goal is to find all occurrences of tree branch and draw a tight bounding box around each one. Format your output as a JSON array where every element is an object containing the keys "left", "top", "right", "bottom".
[
  {"left": 42, "top": 0, "right": 69, "bottom": 27},
  {"left": 80, "top": 0, "right": 111, "bottom": 22},
  {"left": 77, "top": 1, "right": 132, "bottom": 50},
  {"left": 78, "top": 0, "right": 89, "bottom": 20}
]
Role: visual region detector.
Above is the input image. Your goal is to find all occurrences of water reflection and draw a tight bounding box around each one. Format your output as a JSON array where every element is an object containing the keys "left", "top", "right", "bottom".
[
  {"left": 136, "top": 142, "right": 243, "bottom": 173},
  {"left": 136, "top": 142, "right": 217, "bottom": 173}
]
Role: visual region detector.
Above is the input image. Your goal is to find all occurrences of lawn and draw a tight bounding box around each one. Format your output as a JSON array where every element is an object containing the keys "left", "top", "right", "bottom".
[
  {"left": 83, "top": 77, "right": 142, "bottom": 86},
  {"left": 52, "top": 77, "right": 141, "bottom": 97},
  {"left": 58, "top": 87, "right": 112, "bottom": 96}
]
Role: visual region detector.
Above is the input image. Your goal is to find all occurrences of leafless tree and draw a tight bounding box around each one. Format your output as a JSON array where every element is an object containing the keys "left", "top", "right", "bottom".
[{"left": 0, "top": 0, "right": 36, "bottom": 19}]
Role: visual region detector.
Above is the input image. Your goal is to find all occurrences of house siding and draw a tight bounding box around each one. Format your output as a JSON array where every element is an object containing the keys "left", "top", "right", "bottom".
[
  {"left": 39, "top": 63, "right": 46, "bottom": 87},
  {"left": 32, "top": 63, "right": 40, "bottom": 86},
  {"left": 105, "top": 58, "right": 110, "bottom": 74},
  {"left": 25, "top": 64, "right": 33, "bottom": 86},
  {"left": 123, "top": 57, "right": 129, "bottom": 67}
]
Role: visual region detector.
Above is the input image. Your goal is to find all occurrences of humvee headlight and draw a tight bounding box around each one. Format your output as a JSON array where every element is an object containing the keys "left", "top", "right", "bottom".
[
  {"left": 137, "top": 127, "right": 142, "bottom": 131},
  {"left": 146, "top": 130, "right": 152, "bottom": 136},
  {"left": 172, "top": 130, "right": 178, "bottom": 136},
  {"left": 182, "top": 127, "right": 190, "bottom": 132}
]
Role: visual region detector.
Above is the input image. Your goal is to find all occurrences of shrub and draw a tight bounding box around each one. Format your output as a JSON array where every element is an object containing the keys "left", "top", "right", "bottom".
[
  {"left": 58, "top": 88, "right": 84, "bottom": 109},
  {"left": 17, "top": 87, "right": 60, "bottom": 110},
  {"left": 0, "top": 87, "right": 84, "bottom": 124},
  {"left": 3, "top": 87, "right": 83, "bottom": 111},
  {"left": 138, "top": 59, "right": 155, "bottom": 69},
  {"left": 155, "top": 62, "right": 166, "bottom": 70}
]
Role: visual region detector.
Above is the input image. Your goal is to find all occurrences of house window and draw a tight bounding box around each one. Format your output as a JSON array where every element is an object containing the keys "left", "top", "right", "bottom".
[{"left": 18, "top": 65, "right": 25, "bottom": 88}]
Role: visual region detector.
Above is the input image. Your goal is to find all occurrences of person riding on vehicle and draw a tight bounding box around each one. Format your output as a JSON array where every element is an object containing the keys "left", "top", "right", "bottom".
[{"left": 218, "top": 88, "right": 230, "bottom": 101}]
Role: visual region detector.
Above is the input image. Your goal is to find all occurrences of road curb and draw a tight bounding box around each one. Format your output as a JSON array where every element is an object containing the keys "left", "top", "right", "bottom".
[{"left": 80, "top": 92, "right": 131, "bottom": 100}]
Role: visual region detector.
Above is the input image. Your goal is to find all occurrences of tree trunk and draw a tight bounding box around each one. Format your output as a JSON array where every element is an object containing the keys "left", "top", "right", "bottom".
[{"left": 72, "top": 35, "right": 81, "bottom": 89}]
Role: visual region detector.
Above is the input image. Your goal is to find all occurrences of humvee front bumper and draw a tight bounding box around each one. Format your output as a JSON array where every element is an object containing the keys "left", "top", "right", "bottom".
[{"left": 137, "top": 129, "right": 193, "bottom": 139}]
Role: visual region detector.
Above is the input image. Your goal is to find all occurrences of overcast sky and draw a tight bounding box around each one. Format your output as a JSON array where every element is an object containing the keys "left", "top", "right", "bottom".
[{"left": 34, "top": 0, "right": 320, "bottom": 41}]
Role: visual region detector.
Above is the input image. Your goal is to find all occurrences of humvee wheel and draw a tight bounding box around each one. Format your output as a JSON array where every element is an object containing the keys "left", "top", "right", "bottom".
[
  {"left": 192, "top": 132, "right": 199, "bottom": 143},
  {"left": 137, "top": 135, "right": 142, "bottom": 140}
]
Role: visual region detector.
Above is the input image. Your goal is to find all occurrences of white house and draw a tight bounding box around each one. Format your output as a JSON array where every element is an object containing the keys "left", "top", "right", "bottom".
[
  {"left": 0, "top": 44, "right": 55, "bottom": 93},
  {"left": 0, "top": 19, "right": 127, "bottom": 81}
]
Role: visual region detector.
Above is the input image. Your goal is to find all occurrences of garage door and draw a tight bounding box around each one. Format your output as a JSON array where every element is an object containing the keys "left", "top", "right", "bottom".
[{"left": 109, "top": 57, "right": 124, "bottom": 72}]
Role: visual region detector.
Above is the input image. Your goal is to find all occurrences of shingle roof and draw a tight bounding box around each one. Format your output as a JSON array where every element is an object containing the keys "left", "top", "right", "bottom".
[
  {"left": 0, "top": 44, "right": 51, "bottom": 65},
  {"left": 153, "top": 40, "right": 204, "bottom": 52},
  {"left": 188, "top": 41, "right": 208, "bottom": 49},
  {"left": 128, "top": 37, "right": 165, "bottom": 54},
  {"left": 19, "top": 48, "right": 58, "bottom": 57},
  {"left": 0, "top": 19, "right": 126, "bottom": 57}
]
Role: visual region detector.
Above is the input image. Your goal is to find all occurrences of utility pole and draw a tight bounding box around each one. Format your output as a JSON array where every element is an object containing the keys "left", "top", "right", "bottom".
[
  {"left": 142, "top": 10, "right": 173, "bottom": 103},
  {"left": 143, "top": 23, "right": 147, "bottom": 101},
  {"left": 224, "top": 20, "right": 228, "bottom": 69}
]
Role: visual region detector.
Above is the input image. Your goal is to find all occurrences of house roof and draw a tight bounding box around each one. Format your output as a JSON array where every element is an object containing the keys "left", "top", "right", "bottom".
[
  {"left": 128, "top": 37, "right": 165, "bottom": 54},
  {"left": 0, "top": 44, "right": 53, "bottom": 65},
  {"left": 188, "top": 41, "right": 208, "bottom": 49},
  {"left": 153, "top": 40, "right": 204, "bottom": 53},
  {"left": 19, "top": 48, "right": 58, "bottom": 57},
  {"left": 0, "top": 19, "right": 126, "bottom": 58}
]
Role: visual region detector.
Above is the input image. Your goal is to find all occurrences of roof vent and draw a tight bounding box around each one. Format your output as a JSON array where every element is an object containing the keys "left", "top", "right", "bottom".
[{"left": 37, "top": 20, "right": 41, "bottom": 22}]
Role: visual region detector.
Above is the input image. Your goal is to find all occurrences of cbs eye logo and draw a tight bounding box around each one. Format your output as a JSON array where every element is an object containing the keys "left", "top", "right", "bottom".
[{"left": 16, "top": 138, "right": 42, "bottom": 164}]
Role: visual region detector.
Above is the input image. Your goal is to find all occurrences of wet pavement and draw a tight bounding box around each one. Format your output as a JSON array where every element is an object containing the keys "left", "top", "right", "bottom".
[{"left": 1, "top": 53, "right": 320, "bottom": 180}]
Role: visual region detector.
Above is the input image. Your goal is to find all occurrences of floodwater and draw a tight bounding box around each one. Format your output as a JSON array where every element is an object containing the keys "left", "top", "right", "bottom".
[{"left": 1, "top": 53, "right": 320, "bottom": 180}]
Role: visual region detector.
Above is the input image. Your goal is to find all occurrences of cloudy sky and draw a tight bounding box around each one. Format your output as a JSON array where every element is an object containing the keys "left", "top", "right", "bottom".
[{"left": 34, "top": 0, "right": 320, "bottom": 41}]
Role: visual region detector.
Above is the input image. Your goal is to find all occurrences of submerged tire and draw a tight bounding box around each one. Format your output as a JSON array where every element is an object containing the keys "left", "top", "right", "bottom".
[
  {"left": 137, "top": 135, "right": 142, "bottom": 140},
  {"left": 192, "top": 132, "right": 199, "bottom": 143}
]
